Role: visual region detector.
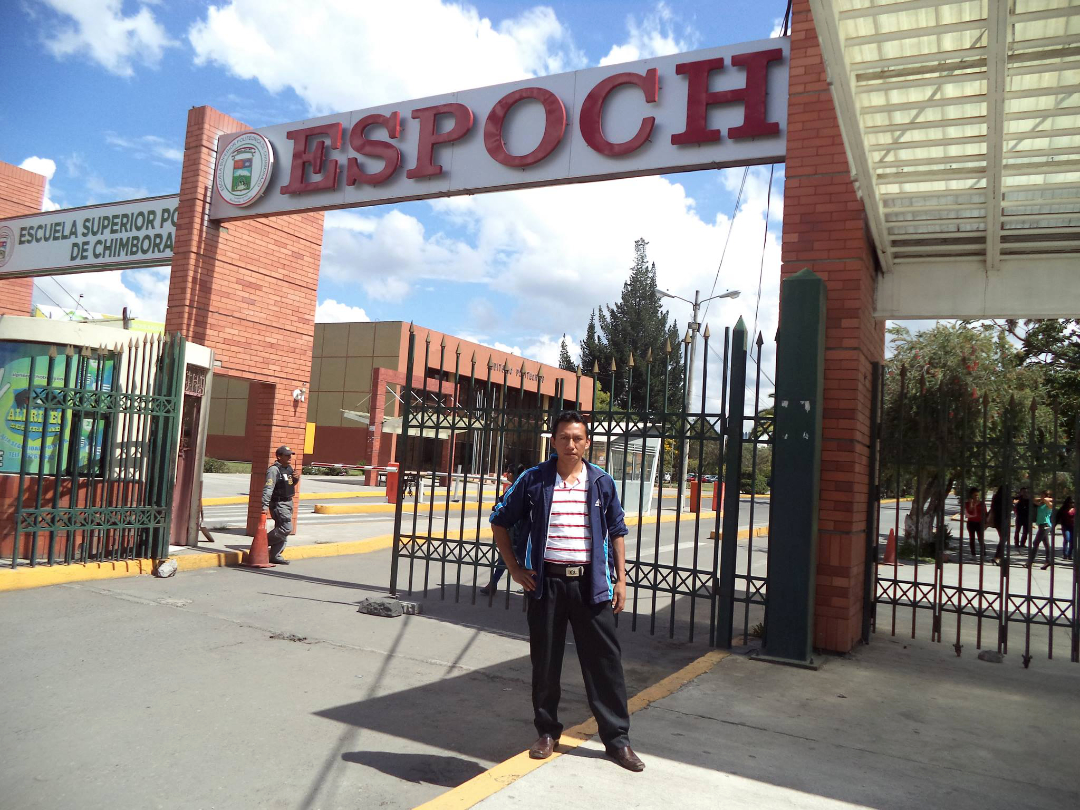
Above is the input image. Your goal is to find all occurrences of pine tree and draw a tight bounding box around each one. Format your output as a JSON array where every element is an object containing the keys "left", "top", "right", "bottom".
[
  {"left": 580, "top": 309, "right": 602, "bottom": 375},
  {"left": 594, "top": 238, "right": 684, "bottom": 411},
  {"left": 558, "top": 334, "right": 575, "bottom": 371}
]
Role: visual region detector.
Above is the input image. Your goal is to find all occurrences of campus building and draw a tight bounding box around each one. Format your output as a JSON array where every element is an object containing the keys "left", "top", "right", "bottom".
[{"left": 204, "top": 321, "right": 591, "bottom": 484}]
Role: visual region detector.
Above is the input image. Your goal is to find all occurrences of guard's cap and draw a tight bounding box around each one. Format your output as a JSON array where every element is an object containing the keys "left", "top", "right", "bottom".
[{"left": 276, "top": 445, "right": 294, "bottom": 456}]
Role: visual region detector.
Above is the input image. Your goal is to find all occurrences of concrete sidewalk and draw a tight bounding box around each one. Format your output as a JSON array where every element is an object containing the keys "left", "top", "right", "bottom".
[{"left": 464, "top": 636, "right": 1080, "bottom": 810}]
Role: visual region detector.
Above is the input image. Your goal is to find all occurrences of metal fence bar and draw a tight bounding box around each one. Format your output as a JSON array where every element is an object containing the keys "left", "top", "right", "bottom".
[{"left": 716, "top": 320, "right": 747, "bottom": 649}]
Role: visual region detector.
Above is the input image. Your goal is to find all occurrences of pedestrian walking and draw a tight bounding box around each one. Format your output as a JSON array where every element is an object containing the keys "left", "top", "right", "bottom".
[
  {"left": 964, "top": 486, "right": 987, "bottom": 560},
  {"left": 989, "top": 485, "right": 1008, "bottom": 565},
  {"left": 480, "top": 464, "right": 527, "bottom": 596},
  {"left": 262, "top": 445, "right": 300, "bottom": 564},
  {"left": 1026, "top": 490, "right": 1053, "bottom": 570},
  {"left": 1056, "top": 495, "right": 1074, "bottom": 561},
  {"left": 1014, "top": 487, "right": 1032, "bottom": 548},
  {"left": 489, "top": 410, "right": 644, "bottom": 773}
]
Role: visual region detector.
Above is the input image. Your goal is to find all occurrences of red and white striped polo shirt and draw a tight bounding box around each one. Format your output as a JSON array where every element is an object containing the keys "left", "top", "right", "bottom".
[{"left": 545, "top": 467, "right": 591, "bottom": 564}]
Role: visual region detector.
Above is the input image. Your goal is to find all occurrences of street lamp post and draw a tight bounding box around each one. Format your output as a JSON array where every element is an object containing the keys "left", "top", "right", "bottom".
[{"left": 657, "top": 287, "right": 740, "bottom": 512}]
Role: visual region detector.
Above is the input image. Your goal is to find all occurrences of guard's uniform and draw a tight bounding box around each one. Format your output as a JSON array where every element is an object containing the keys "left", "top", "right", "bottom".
[{"left": 262, "top": 462, "right": 299, "bottom": 558}]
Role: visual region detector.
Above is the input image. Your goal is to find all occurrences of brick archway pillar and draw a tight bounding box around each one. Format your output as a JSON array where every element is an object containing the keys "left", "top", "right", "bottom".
[
  {"left": 781, "top": 1, "right": 885, "bottom": 653},
  {"left": 0, "top": 162, "right": 47, "bottom": 316},
  {"left": 166, "top": 106, "right": 324, "bottom": 535}
]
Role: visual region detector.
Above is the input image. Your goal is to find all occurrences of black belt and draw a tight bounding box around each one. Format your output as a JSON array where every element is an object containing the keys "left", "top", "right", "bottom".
[{"left": 545, "top": 563, "right": 590, "bottom": 578}]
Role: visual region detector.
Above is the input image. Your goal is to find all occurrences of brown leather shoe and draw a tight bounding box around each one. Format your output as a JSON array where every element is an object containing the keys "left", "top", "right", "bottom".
[
  {"left": 529, "top": 734, "right": 557, "bottom": 759},
  {"left": 607, "top": 744, "right": 645, "bottom": 772}
]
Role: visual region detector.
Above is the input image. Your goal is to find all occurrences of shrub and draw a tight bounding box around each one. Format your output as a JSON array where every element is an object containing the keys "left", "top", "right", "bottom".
[{"left": 203, "top": 457, "right": 229, "bottom": 473}]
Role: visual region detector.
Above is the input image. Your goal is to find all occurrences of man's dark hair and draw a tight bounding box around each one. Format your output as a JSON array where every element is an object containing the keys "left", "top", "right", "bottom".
[{"left": 552, "top": 410, "right": 590, "bottom": 437}]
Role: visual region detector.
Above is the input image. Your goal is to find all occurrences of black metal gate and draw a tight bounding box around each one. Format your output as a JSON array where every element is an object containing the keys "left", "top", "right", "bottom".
[
  {"left": 867, "top": 362, "right": 1080, "bottom": 665},
  {"left": 6, "top": 333, "right": 186, "bottom": 567},
  {"left": 389, "top": 320, "right": 772, "bottom": 647}
]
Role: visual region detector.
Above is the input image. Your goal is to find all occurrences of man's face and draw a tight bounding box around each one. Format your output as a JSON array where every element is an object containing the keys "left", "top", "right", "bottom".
[
  {"left": 277, "top": 452, "right": 293, "bottom": 466},
  {"left": 554, "top": 421, "right": 590, "bottom": 464}
]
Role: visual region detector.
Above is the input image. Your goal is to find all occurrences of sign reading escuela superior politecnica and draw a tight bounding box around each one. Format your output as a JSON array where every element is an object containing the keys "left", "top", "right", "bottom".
[{"left": 0, "top": 195, "right": 178, "bottom": 279}]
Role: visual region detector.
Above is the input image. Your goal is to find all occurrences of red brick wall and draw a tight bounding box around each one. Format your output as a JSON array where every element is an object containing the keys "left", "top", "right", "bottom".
[
  {"left": 0, "top": 162, "right": 47, "bottom": 316},
  {"left": 166, "top": 106, "right": 323, "bottom": 534},
  {"left": 782, "top": 1, "right": 885, "bottom": 653}
]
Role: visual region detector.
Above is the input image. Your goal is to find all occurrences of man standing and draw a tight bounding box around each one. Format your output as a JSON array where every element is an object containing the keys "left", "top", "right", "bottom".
[
  {"left": 262, "top": 446, "right": 300, "bottom": 565},
  {"left": 489, "top": 411, "right": 644, "bottom": 773}
]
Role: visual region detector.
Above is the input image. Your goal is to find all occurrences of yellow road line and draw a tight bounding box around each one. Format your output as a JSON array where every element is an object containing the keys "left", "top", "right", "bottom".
[{"left": 411, "top": 649, "right": 730, "bottom": 810}]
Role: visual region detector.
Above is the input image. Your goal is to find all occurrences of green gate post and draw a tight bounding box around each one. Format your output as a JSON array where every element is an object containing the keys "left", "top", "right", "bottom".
[{"left": 761, "top": 268, "right": 826, "bottom": 667}]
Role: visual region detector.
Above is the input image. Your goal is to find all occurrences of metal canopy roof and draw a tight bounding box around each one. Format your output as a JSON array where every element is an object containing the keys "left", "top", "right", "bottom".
[{"left": 810, "top": 0, "right": 1080, "bottom": 283}]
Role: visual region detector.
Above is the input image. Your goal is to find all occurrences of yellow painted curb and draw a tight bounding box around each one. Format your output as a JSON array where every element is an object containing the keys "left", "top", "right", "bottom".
[
  {"left": 0, "top": 558, "right": 158, "bottom": 592},
  {"left": 1, "top": 534, "right": 399, "bottom": 591},
  {"left": 314, "top": 501, "right": 497, "bottom": 515},
  {"left": 202, "top": 490, "right": 386, "bottom": 506},
  {"left": 175, "top": 534, "right": 396, "bottom": 570},
  {"left": 411, "top": 649, "right": 730, "bottom": 810}
]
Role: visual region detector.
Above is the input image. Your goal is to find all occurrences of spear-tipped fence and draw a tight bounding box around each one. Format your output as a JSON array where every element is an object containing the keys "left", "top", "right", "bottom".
[{"left": 6, "top": 333, "right": 185, "bottom": 567}]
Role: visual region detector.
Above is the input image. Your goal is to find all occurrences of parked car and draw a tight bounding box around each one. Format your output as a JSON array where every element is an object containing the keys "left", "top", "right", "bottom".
[{"left": 686, "top": 472, "right": 697, "bottom": 482}]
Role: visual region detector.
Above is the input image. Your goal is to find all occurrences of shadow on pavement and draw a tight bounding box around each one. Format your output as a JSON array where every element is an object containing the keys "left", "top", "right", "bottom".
[{"left": 340, "top": 751, "right": 487, "bottom": 786}]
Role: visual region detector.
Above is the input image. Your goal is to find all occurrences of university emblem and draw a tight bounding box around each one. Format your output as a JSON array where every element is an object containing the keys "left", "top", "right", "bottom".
[
  {"left": 215, "top": 132, "right": 274, "bottom": 207},
  {"left": 0, "top": 225, "right": 13, "bottom": 268}
]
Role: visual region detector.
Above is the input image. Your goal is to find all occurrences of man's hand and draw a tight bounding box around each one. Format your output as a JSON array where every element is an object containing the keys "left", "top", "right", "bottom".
[
  {"left": 262, "top": 507, "right": 270, "bottom": 516},
  {"left": 612, "top": 578, "right": 627, "bottom": 613},
  {"left": 510, "top": 566, "right": 537, "bottom": 592}
]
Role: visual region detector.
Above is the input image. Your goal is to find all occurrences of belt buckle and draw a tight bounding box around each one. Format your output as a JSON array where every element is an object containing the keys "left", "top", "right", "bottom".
[{"left": 565, "top": 566, "right": 583, "bottom": 577}]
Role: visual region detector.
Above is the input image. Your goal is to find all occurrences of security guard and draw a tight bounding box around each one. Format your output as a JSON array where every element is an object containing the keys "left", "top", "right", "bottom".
[{"left": 262, "top": 446, "right": 300, "bottom": 564}]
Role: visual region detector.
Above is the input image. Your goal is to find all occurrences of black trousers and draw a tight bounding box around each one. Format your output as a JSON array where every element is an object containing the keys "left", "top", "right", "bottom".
[{"left": 527, "top": 573, "right": 630, "bottom": 749}]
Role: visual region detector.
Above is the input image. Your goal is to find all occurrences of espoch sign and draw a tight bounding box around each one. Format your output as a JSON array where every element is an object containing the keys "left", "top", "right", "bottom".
[
  {"left": 210, "top": 39, "right": 789, "bottom": 220},
  {"left": 0, "top": 195, "right": 179, "bottom": 278}
]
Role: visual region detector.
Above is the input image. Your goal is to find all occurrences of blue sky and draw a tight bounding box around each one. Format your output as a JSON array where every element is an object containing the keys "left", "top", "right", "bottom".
[{"left": 1, "top": 0, "right": 790, "bottom": 397}]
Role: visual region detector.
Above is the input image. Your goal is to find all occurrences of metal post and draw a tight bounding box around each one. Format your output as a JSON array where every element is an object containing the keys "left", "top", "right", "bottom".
[
  {"left": 862, "top": 362, "right": 882, "bottom": 644},
  {"left": 678, "top": 290, "right": 701, "bottom": 513},
  {"left": 715, "top": 318, "right": 747, "bottom": 649},
  {"left": 760, "top": 268, "right": 826, "bottom": 667}
]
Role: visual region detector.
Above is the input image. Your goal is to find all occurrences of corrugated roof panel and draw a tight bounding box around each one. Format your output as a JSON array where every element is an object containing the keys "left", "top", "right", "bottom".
[{"left": 810, "top": 0, "right": 1080, "bottom": 274}]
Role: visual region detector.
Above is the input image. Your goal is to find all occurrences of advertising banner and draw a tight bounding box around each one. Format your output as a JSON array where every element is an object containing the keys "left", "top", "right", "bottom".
[
  {"left": 0, "top": 342, "right": 113, "bottom": 474},
  {"left": 0, "top": 195, "right": 178, "bottom": 279},
  {"left": 209, "top": 39, "right": 789, "bottom": 220}
]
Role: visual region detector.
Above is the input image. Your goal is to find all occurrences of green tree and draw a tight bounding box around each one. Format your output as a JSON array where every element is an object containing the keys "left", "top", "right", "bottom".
[
  {"left": 593, "top": 238, "right": 684, "bottom": 411},
  {"left": 1006, "top": 319, "right": 1080, "bottom": 441},
  {"left": 883, "top": 322, "right": 1052, "bottom": 540},
  {"left": 580, "top": 309, "right": 601, "bottom": 377},
  {"left": 557, "top": 334, "right": 575, "bottom": 371}
]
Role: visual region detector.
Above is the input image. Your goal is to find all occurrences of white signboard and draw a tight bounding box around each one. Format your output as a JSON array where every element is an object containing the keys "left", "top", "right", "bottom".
[
  {"left": 0, "top": 195, "right": 179, "bottom": 278},
  {"left": 210, "top": 39, "right": 788, "bottom": 221}
]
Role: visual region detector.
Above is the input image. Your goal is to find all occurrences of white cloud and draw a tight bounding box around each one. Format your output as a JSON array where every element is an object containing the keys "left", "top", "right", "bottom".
[
  {"left": 599, "top": 3, "right": 698, "bottom": 67},
  {"left": 105, "top": 133, "right": 184, "bottom": 164},
  {"left": 320, "top": 209, "right": 486, "bottom": 301},
  {"left": 315, "top": 299, "right": 370, "bottom": 323},
  {"left": 38, "top": 0, "right": 176, "bottom": 76},
  {"left": 18, "top": 156, "right": 61, "bottom": 211},
  {"left": 32, "top": 268, "right": 170, "bottom": 324},
  {"left": 189, "top": 0, "right": 585, "bottom": 114}
]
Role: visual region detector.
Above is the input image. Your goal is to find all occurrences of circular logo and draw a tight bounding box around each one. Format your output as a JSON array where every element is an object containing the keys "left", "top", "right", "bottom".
[
  {"left": 215, "top": 132, "right": 274, "bottom": 207},
  {"left": 0, "top": 225, "right": 14, "bottom": 268}
]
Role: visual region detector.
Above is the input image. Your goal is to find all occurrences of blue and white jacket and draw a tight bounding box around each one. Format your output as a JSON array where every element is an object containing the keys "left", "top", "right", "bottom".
[{"left": 489, "top": 457, "right": 628, "bottom": 605}]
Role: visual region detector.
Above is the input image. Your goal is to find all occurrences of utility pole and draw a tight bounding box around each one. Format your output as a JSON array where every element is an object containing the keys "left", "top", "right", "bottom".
[{"left": 658, "top": 287, "right": 741, "bottom": 512}]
